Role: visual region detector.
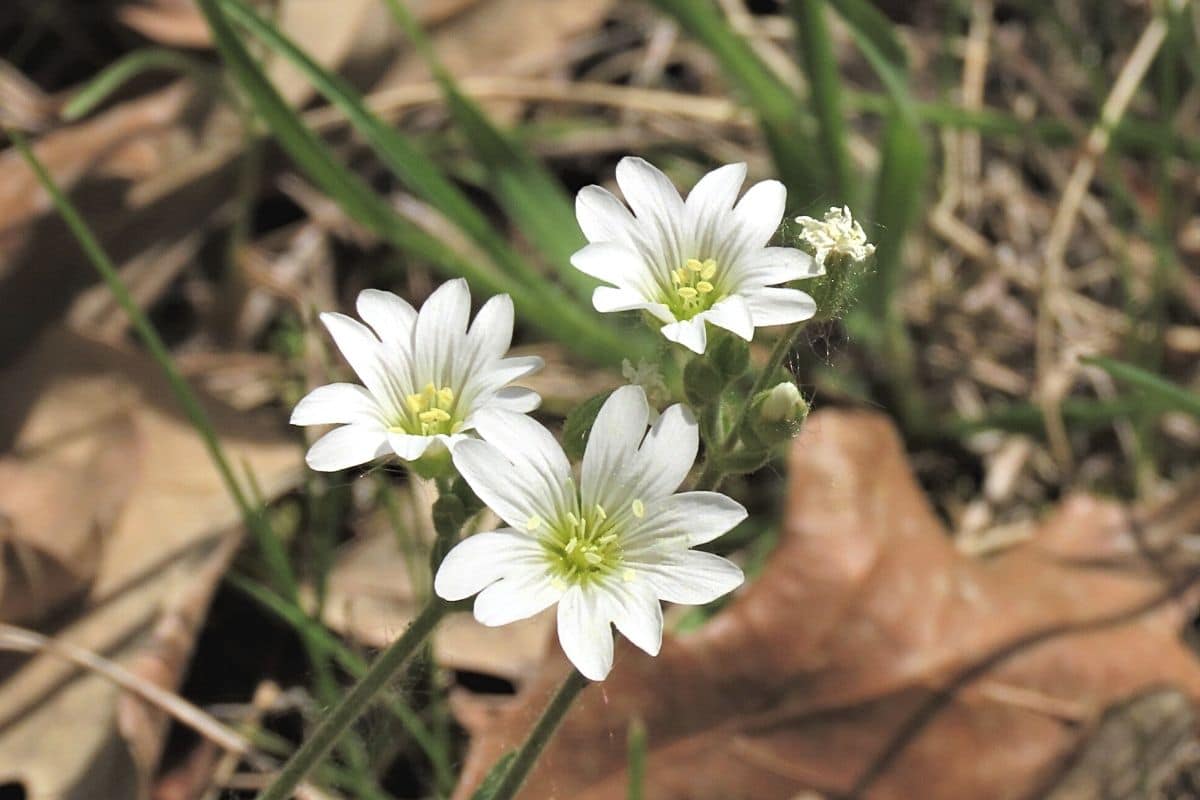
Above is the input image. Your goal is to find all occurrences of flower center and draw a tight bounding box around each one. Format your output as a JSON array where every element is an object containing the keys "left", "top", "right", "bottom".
[
  {"left": 534, "top": 502, "right": 636, "bottom": 585},
  {"left": 391, "top": 383, "right": 460, "bottom": 436},
  {"left": 668, "top": 258, "right": 720, "bottom": 319}
]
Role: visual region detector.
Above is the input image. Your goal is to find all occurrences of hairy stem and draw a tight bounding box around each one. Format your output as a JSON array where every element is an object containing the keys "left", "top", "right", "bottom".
[{"left": 488, "top": 668, "right": 591, "bottom": 800}]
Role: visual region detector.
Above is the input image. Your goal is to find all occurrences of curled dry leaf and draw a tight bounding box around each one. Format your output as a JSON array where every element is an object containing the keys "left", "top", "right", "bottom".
[
  {"left": 0, "top": 414, "right": 140, "bottom": 624},
  {"left": 0, "top": 329, "right": 302, "bottom": 799},
  {"left": 452, "top": 409, "right": 1200, "bottom": 800}
]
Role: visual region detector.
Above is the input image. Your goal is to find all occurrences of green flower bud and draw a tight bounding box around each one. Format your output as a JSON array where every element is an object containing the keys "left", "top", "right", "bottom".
[
  {"left": 431, "top": 493, "right": 467, "bottom": 539},
  {"left": 562, "top": 389, "right": 614, "bottom": 462},
  {"left": 683, "top": 358, "right": 724, "bottom": 406},
  {"left": 748, "top": 381, "right": 809, "bottom": 444},
  {"left": 708, "top": 333, "right": 750, "bottom": 382}
]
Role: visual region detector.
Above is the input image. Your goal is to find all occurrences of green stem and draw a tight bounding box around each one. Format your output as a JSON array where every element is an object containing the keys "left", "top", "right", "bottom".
[
  {"left": 488, "top": 668, "right": 591, "bottom": 800},
  {"left": 695, "top": 323, "right": 808, "bottom": 491},
  {"left": 256, "top": 600, "right": 447, "bottom": 800}
]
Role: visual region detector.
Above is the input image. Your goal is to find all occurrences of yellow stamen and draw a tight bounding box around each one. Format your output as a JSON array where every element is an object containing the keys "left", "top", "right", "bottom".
[
  {"left": 700, "top": 260, "right": 717, "bottom": 280},
  {"left": 405, "top": 394, "right": 424, "bottom": 413},
  {"left": 685, "top": 258, "right": 704, "bottom": 272},
  {"left": 419, "top": 408, "right": 451, "bottom": 424},
  {"left": 583, "top": 551, "right": 603, "bottom": 566},
  {"left": 437, "top": 387, "right": 455, "bottom": 405},
  {"left": 594, "top": 506, "right": 608, "bottom": 521},
  {"left": 696, "top": 281, "right": 714, "bottom": 294},
  {"left": 631, "top": 499, "right": 645, "bottom": 518},
  {"left": 525, "top": 515, "right": 543, "bottom": 531},
  {"left": 677, "top": 287, "right": 698, "bottom": 300}
]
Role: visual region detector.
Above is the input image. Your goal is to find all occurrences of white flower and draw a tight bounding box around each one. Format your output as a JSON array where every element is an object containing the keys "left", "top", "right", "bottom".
[
  {"left": 571, "top": 157, "right": 820, "bottom": 355},
  {"left": 434, "top": 386, "right": 746, "bottom": 681},
  {"left": 793, "top": 205, "right": 875, "bottom": 268},
  {"left": 291, "top": 279, "right": 543, "bottom": 471}
]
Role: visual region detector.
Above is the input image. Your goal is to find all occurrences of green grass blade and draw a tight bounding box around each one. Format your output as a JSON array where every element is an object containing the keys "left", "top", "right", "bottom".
[
  {"left": 627, "top": 718, "right": 647, "bottom": 800},
  {"left": 381, "top": 0, "right": 596, "bottom": 301},
  {"left": 1085, "top": 356, "right": 1200, "bottom": 418},
  {"left": 196, "top": 0, "right": 630, "bottom": 364},
  {"left": 646, "top": 0, "right": 825, "bottom": 207},
  {"left": 789, "top": 0, "right": 855, "bottom": 205},
  {"left": 8, "top": 127, "right": 298, "bottom": 599},
  {"left": 829, "top": 0, "right": 908, "bottom": 71},
  {"left": 62, "top": 48, "right": 218, "bottom": 120}
]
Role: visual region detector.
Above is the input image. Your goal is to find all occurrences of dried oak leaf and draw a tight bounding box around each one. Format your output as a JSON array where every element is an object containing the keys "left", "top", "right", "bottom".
[{"left": 452, "top": 409, "right": 1200, "bottom": 800}]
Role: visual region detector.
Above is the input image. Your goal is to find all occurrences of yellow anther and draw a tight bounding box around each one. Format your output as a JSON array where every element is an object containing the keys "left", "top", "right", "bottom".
[
  {"left": 525, "top": 515, "right": 543, "bottom": 531},
  {"left": 566, "top": 512, "right": 580, "bottom": 528},
  {"left": 594, "top": 505, "right": 608, "bottom": 521},
  {"left": 631, "top": 499, "right": 645, "bottom": 518},
  {"left": 677, "top": 287, "right": 698, "bottom": 300},
  {"left": 701, "top": 260, "right": 717, "bottom": 280},
  {"left": 686, "top": 258, "right": 704, "bottom": 272},
  {"left": 672, "top": 268, "right": 687, "bottom": 285},
  {"left": 564, "top": 538, "right": 578, "bottom": 554},
  {"left": 696, "top": 281, "right": 714, "bottom": 294},
  {"left": 405, "top": 394, "right": 424, "bottom": 414},
  {"left": 419, "top": 408, "right": 451, "bottom": 424},
  {"left": 583, "top": 551, "right": 603, "bottom": 566},
  {"left": 437, "top": 387, "right": 455, "bottom": 405}
]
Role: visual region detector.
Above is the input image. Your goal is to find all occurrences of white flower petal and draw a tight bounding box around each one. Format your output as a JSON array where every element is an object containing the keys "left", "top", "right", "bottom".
[
  {"left": 387, "top": 431, "right": 432, "bottom": 462},
  {"left": 433, "top": 530, "right": 543, "bottom": 601},
  {"left": 571, "top": 242, "right": 649, "bottom": 290},
  {"left": 466, "top": 293, "right": 515, "bottom": 362},
  {"left": 627, "top": 491, "right": 747, "bottom": 549},
  {"left": 593, "top": 286, "right": 655, "bottom": 313},
  {"left": 731, "top": 179, "right": 786, "bottom": 249},
  {"left": 633, "top": 550, "right": 744, "bottom": 606},
  {"left": 557, "top": 585, "right": 614, "bottom": 681},
  {"left": 597, "top": 580, "right": 662, "bottom": 657},
  {"left": 454, "top": 413, "right": 571, "bottom": 526},
  {"left": 615, "top": 156, "right": 686, "bottom": 270},
  {"left": 686, "top": 162, "right": 746, "bottom": 254},
  {"left": 452, "top": 439, "right": 552, "bottom": 529},
  {"left": 581, "top": 386, "right": 649, "bottom": 509},
  {"left": 290, "top": 383, "right": 382, "bottom": 426},
  {"left": 701, "top": 295, "right": 755, "bottom": 341},
  {"left": 474, "top": 570, "right": 563, "bottom": 627},
  {"left": 631, "top": 403, "right": 698, "bottom": 500},
  {"left": 576, "top": 184, "right": 637, "bottom": 244},
  {"left": 413, "top": 278, "right": 471, "bottom": 387},
  {"left": 356, "top": 289, "right": 417, "bottom": 348},
  {"left": 305, "top": 424, "right": 390, "bottom": 471},
  {"left": 744, "top": 287, "right": 817, "bottom": 327},
  {"left": 488, "top": 386, "right": 542, "bottom": 413},
  {"left": 319, "top": 312, "right": 397, "bottom": 407},
  {"left": 660, "top": 317, "right": 707, "bottom": 354},
  {"left": 737, "top": 247, "right": 822, "bottom": 288}
]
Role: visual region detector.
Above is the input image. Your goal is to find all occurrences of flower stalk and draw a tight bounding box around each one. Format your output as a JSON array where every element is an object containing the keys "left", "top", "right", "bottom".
[
  {"left": 256, "top": 600, "right": 447, "bottom": 800},
  {"left": 486, "top": 668, "right": 592, "bottom": 800}
]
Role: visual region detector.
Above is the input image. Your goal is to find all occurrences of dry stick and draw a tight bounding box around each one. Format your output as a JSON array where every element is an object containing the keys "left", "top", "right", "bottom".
[
  {"left": 1034, "top": 12, "right": 1171, "bottom": 471},
  {"left": 959, "top": 0, "right": 992, "bottom": 217},
  {"left": 0, "top": 624, "right": 326, "bottom": 800}
]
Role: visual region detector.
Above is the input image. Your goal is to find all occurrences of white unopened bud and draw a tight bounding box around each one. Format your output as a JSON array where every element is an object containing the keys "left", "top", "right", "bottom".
[{"left": 759, "top": 382, "right": 805, "bottom": 423}]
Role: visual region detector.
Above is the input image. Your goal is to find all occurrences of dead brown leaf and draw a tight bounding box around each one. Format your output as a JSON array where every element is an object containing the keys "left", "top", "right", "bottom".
[
  {"left": 0, "top": 328, "right": 302, "bottom": 799},
  {"left": 452, "top": 409, "right": 1200, "bottom": 800}
]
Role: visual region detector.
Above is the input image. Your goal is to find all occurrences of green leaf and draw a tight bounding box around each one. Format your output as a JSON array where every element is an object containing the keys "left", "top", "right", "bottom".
[
  {"left": 1085, "top": 357, "right": 1200, "bottom": 418},
  {"left": 382, "top": 0, "right": 596, "bottom": 301},
  {"left": 789, "top": 0, "right": 855, "bottom": 204},
  {"left": 828, "top": 0, "right": 908, "bottom": 72},
  {"left": 646, "top": 0, "right": 824, "bottom": 206}
]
